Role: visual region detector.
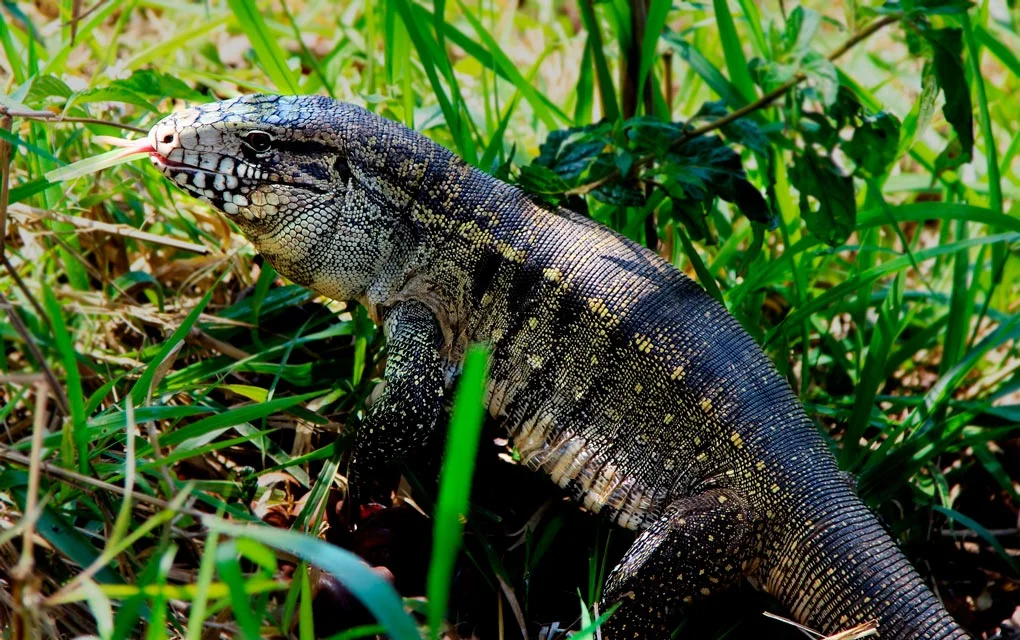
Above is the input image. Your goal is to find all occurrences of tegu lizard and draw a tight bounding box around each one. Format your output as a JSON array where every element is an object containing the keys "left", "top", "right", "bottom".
[{"left": 147, "top": 94, "right": 970, "bottom": 639}]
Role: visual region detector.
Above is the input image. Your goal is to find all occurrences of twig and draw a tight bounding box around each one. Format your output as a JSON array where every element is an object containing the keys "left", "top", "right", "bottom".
[
  {"left": 10, "top": 382, "right": 49, "bottom": 638},
  {"left": 688, "top": 13, "right": 899, "bottom": 139},
  {"left": 0, "top": 105, "right": 148, "bottom": 134},
  {"left": 566, "top": 14, "right": 901, "bottom": 197},
  {"left": 0, "top": 109, "right": 11, "bottom": 261},
  {"left": 940, "top": 527, "right": 1019, "bottom": 539},
  {"left": 16, "top": 382, "right": 49, "bottom": 573},
  {"left": 0, "top": 290, "right": 71, "bottom": 415}
]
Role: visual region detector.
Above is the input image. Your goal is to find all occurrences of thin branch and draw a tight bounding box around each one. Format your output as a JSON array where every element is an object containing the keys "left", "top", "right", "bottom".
[
  {"left": 0, "top": 106, "right": 148, "bottom": 134},
  {"left": 15, "top": 382, "right": 49, "bottom": 575},
  {"left": 567, "top": 14, "right": 901, "bottom": 197},
  {"left": 0, "top": 289, "right": 71, "bottom": 415},
  {"left": 0, "top": 110, "right": 11, "bottom": 261}
]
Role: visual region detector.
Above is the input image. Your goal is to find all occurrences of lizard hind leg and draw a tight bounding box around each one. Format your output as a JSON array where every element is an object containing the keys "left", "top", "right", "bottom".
[{"left": 599, "top": 488, "right": 754, "bottom": 639}]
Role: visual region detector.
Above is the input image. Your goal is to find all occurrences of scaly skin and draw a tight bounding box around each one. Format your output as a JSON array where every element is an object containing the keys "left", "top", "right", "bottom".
[{"left": 149, "top": 94, "right": 969, "bottom": 639}]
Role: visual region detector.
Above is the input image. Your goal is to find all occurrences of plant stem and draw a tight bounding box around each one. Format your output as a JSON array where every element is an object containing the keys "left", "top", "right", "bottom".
[{"left": 0, "top": 106, "right": 148, "bottom": 134}]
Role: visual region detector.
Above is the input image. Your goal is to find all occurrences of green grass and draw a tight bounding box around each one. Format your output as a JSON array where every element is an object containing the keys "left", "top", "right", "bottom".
[{"left": 0, "top": 0, "right": 1018, "bottom": 638}]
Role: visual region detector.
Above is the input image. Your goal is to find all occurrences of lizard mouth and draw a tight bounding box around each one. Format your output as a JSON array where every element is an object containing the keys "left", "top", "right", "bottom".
[{"left": 149, "top": 152, "right": 186, "bottom": 169}]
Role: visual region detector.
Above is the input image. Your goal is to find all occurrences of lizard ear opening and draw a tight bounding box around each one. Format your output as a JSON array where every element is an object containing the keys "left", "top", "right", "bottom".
[{"left": 334, "top": 156, "right": 353, "bottom": 185}]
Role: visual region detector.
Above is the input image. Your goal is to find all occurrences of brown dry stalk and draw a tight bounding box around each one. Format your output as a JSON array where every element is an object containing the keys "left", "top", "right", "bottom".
[
  {"left": 9, "top": 202, "right": 209, "bottom": 254},
  {"left": 762, "top": 611, "right": 880, "bottom": 639},
  {"left": 0, "top": 446, "right": 209, "bottom": 521}
]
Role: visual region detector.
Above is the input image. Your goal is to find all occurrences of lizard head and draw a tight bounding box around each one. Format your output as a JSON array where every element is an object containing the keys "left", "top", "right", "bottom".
[
  {"left": 147, "top": 94, "right": 429, "bottom": 302},
  {"left": 148, "top": 94, "right": 347, "bottom": 225}
]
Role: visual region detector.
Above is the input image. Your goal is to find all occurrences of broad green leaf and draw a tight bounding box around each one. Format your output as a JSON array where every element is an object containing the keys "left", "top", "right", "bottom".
[
  {"left": 788, "top": 148, "right": 855, "bottom": 245},
  {"left": 924, "top": 26, "right": 974, "bottom": 162},
  {"left": 843, "top": 112, "right": 901, "bottom": 178}
]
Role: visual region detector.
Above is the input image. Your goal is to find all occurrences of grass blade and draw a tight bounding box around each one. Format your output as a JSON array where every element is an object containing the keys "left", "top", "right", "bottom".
[
  {"left": 427, "top": 345, "right": 490, "bottom": 639},
  {"left": 225, "top": 0, "right": 299, "bottom": 93},
  {"left": 579, "top": 0, "right": 620, "bottom": 121},
  {"left": 712, "top": 0, "right": 756, "bottom": 102},
  {"left": 637, "top": 0, "right": 671, "bottom": 110},
  {"left": 42, "top": 284, "right": 88, "bottom": 472},
  {"left": 209, "top": 519, "right": 420, "bottom": 640},
  {"left": 129, "top": 285, "right": 217, "bottom": 407},
  {"left": 456, "top": 1, "right": 560, "bottom": 130}
]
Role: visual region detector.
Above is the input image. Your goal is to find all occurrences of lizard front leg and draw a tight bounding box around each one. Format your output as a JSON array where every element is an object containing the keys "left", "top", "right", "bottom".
[
  {"left": 348, "top": 300, "right": 446, "bottom": 497},
  {"left": 600, "top": 489, "right": 754, "bottom": 639}
]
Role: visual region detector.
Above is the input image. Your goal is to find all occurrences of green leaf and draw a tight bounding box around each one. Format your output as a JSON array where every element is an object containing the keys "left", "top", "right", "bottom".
[
  {"left": 664, "top": 34, "right": 752, "bottom": 111},
  {"left": 23, "top": 74, "right": 73, "bottom": 105},
  {"left": 693, "top": 101, "right": 767, "bottom": 155},
  {"left": 842, "top": 275, "right": 906, "bottom": 464},
  {"left": 934, "top": 506, "right": 1020, "bottom": 574},
  {"left": 140, "top": 391, "right": 321, "bottom": 454},
  {"left": 9, "top": 178, "right": 53, "bottom": 204},
  {"left": 214, "top": 542, "right": 263, "bottom": 640},
  {"left": 843, "top": 111, "right": 902, "bottom": 178},
  {"left": 657, "top": 134, "right": 770, "bottom": 225},
  {"left": 788, "top": 148, "right": 855, "bottom": 245},
  {"left": 592, "top": 182, "right": 645, "bottom": 206},
  {"left": 857, "top": 202, "right": 1020, "bottom": 234},
  {"left": 390, "top": 0, "right": 476, "bottom": 162},
  {"left": 800, "top": 51, "right": 839, "bottom": 107},
  {"left": 456, "top": 1, "right": 560, "bottom": 131},
  {"left": 924, "top": 26, "right": 974, "bottom": 162},
  {"left": 66, "top": 86, "right": 160, "bottom": 112},
  {"left": 110, "top": 69, "right": 206, "bottom": 100},
  {"left": 676, "top": 225, "right": 725, "bottom": 304},
  {"left": 900, "top": 62, "right": 939, "bottom": 154},
  {"left": 517, "top": 164, "right": 572, "bottom": 196},
  {"left": 913, "top": 0, "right": 975, "bottom": 15},
  {"left": 782, "top": 6, "right": 822, "bottom": 56},
  {"left": 534, "top": 123, "right": 610, "bottom": 182},
  {"left": 6, "top": 479, "right": 121, "bottom": 586}
]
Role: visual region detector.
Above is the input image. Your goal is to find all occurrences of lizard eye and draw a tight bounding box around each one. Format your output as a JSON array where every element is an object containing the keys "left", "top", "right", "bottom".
[{"left": 241, "top": 130, "right": 273, "bottom": 153}]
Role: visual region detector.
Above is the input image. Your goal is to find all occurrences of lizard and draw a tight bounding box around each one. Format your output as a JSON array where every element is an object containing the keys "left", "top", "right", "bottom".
[{"left": 146, "top": 93, "right": 970, "bottom": 639}]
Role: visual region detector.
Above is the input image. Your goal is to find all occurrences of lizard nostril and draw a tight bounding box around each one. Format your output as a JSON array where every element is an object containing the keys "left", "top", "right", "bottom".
[{"left": 162, "top": 133, "right": 174, "bottom": 144}]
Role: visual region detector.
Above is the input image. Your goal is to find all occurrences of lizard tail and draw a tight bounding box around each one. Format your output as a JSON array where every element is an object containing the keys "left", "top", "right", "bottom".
[{"left": 762, "top": 491, "right": 970, "bottom": 639}]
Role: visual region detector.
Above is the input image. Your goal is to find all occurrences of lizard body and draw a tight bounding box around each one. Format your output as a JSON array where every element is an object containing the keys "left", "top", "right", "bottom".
[{"left": 149, "top": 94, "right": 969, "bottom": 639}]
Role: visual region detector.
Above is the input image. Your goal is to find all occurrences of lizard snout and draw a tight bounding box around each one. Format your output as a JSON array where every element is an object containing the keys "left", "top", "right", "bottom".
[{"left": 149, "top": 121, "right": 183, "bottom": 167}]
